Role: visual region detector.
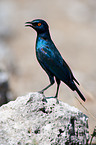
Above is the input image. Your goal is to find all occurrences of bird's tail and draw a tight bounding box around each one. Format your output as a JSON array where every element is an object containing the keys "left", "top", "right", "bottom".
[{"left": 75, "top": 85, "right": 86, "bottom": 102}]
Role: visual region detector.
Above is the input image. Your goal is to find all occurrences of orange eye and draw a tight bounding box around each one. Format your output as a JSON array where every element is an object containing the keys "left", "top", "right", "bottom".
[{"left": 38, "top": 23, "right": 41, "bottom": 26}]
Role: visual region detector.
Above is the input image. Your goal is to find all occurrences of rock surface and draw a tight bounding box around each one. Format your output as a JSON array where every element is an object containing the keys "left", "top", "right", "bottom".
[{"left": 0, "top": 92, "right": 89, "bottom": 145}]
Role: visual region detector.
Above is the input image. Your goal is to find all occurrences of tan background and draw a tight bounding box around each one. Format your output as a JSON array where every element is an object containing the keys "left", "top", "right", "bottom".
[{"left": 0, "top": 0, "right": 96, "bottom": 141}]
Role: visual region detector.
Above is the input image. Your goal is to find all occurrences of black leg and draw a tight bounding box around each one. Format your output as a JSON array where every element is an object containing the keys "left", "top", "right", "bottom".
[
  {"left": 54, "top": 78, "right": 60, "bottom": 103},
  {"left": 45, "top": 78, "right": 60, "bottom": 104},
  {"left": 38, "top": 75, "right": 55, "bottom": 94},
  {"left": 54, "top": 81, "right": 60, "bottom": 98},
  {"left": 39, "top": 83, "right": 54, "bottom": 94}
]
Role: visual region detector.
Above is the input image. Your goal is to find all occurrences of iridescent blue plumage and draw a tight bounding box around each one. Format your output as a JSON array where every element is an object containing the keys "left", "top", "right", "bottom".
[{"left": 25, "top": 19, "right": 86, "bottom": 102}]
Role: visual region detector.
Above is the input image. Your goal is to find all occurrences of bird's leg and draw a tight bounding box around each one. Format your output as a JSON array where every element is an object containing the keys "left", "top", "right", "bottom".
[
  {"left": 54, "top": 79, "right": 60, "bottom": 103},
  {"left": 39, "top": 83, "right": 53, "bottom": 94},
  {"left": 45, "top": 78, "right": 60, "bottom": 104},
  {"left": 38, "top": 76, "right": 55, "bottom": 94},
  {"left": 54, "top": 81, "right": 60, "bottom": 99}
]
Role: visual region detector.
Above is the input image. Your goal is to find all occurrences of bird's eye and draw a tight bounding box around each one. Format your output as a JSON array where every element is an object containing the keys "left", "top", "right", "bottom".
[{"left": 38, "top": 23, "right": 41, "bottom": 26}]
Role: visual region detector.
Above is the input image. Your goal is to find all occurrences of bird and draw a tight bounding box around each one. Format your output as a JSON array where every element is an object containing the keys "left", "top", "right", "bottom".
[{"left": 25, "top": 19, "right": 86, "bottom": 102}]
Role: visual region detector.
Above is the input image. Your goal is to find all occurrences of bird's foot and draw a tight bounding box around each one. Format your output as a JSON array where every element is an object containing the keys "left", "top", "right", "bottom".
[
  {"left": 38, "top": 90, "right": 44, "bottom": 94},
  {"left": 42, "top": 97, "right": 47, "bottom": 103},
  {"left": 45, "top": 96, "right": 59, "bottom": 104}
]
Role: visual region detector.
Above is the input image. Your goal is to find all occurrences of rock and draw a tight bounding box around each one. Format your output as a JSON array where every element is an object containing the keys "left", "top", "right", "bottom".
[{"left": 0, "top": 92, "right": 89, "bottom": 145}]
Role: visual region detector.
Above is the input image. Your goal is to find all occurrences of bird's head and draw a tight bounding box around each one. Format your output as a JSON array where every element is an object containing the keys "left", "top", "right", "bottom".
[{"left": 25, "top": 19, "right": 49, "bottom": 34}]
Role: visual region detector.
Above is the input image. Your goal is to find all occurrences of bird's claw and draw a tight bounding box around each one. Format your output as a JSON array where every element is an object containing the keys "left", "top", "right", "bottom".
[
  {"left": 42, "top": 97, "right": 47, "bottom": 103},
  {"left": 38, "top": 90, "right": 44, "bottom": 94},
  {"left": 56, "top": 99, "right": 59, "bottom": 104}
]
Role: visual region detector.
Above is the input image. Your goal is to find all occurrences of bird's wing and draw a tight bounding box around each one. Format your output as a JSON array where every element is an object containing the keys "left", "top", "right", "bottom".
[{"left": 37, "top": 46, "right": 73, "bottom": 84}]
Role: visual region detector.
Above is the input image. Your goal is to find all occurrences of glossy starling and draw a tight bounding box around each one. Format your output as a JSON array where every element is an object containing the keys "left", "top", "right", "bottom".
[{"left": 25, "top": 19, "right": 86, "bottom": 102}]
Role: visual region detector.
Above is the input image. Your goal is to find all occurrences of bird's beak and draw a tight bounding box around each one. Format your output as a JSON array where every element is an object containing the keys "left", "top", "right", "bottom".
[{"left": 25, "top": 21, "right": 33, "bottom": 27}]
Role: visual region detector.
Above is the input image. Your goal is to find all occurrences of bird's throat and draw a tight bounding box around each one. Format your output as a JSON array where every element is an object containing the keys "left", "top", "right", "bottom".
[{"left": 37, "top": 30, "right": 51, "bottom": 41}]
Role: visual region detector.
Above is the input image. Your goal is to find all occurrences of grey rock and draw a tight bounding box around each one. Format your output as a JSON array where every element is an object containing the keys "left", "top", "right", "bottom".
[{"left": 0, "top": 92, "right": 89, "bottom": 145}]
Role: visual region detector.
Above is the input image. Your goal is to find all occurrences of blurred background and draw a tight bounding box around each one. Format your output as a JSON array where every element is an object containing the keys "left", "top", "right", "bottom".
[{"left": 0, "top": 0, "right": 96, "bottom": 142}]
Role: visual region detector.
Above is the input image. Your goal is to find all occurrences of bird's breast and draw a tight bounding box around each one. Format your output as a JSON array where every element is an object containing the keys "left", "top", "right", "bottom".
[
  {"left": 36, "top": 38, "right": 47, "bottom": 49},
  {"left": 36, "top": 47, "right": 48, "bottom": 59}
]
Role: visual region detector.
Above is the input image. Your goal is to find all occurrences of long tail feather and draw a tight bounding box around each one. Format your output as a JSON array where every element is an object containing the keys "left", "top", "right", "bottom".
[
  {"left": 73, "top": 77, "right": 80, "bottom": 85},
  {"left": 75, "top": 85, "right": 86, "bottom": 102}
]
